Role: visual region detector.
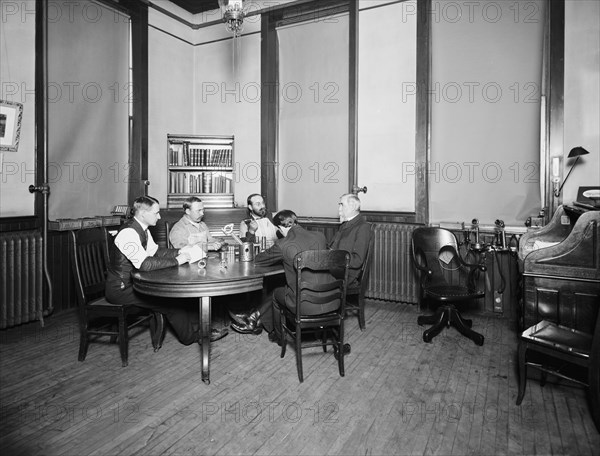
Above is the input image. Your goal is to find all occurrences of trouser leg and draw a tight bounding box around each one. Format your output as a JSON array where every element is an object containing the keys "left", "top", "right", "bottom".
[
  {"left": 257, "top": 290, "right": 275, "bottom": 333},
  {"left": 269, "top": 287, "right": 286, "bottom": 338},
  {"left": 106, "top": 284, "right": 198, "bottom": 346},
  {"left": 256, "top": 275, "right": 285, "bottom": 331}
]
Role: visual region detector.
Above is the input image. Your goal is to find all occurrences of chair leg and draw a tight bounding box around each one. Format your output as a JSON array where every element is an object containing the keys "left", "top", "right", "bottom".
[
  {"left": 516, "top": 342, "right": 527, "bottom": 405},
  {"left": 321, "top": 329, "right": 328, "bottom": 353},
  {"left": 295, "top": 324, "right": 304, "bottom": 383},
  {"left": 78, "top": 327, "right": 89, "bottom": 362},
  {"left": 589, "top": 362, "right": 600, "bottom": 433},
  {"left": 358, "top": 298, "right": 366, "bottom": 331},
  {"left": 449, "top": 308, "right": 484, "bottom": 346},
  {"left": 118, "top": 314, "right": 128, "bottom": 367},
  {"left": 280, "top": 309, "right": 287, "bottom": 359},
  {"left": 337, "top": 325, "right": 345, "bottom": 378},
  {"left": 150, "top": 312, "right": 166, "bottom": 352},
  {"left": 422, "top": 308, "right": 448, "bottom": 343}
]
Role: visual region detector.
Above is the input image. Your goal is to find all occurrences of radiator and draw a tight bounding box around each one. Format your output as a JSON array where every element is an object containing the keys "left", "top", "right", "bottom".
[
  {"left": 367, "top": 223, "right": 419, "bottom": 303},
  {"left": 0, "top": 231, "right": 45, "bottom": 329}
]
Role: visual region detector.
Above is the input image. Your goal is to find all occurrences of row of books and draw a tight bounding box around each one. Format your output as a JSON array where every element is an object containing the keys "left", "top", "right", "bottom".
[
  {"left": 169, "top": 144, "right": 233, "bottom": 167},
  {"left": 169, "top": 171, "right": 233, "bottom": 194}
]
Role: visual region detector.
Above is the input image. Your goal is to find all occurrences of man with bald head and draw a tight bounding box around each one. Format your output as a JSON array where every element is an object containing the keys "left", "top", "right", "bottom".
[{"left": 329, "top": 193, "right": 371, "bottom": 290}]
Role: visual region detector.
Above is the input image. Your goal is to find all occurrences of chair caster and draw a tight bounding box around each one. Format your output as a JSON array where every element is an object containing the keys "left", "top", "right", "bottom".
[{"left": 473, "top": 334, "right": 484, "bottom": 346}]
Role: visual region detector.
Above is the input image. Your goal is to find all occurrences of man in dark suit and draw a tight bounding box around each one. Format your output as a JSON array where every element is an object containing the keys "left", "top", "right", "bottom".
[
  {"left": 230, "top": 209, "right": 328, "bottom": 340},
  {"left": 328, "top": 193, "right": 371, "bottom": 289}
]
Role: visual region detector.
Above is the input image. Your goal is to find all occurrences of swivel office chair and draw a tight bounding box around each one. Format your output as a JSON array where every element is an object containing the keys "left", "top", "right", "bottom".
[{"left": 411, "top": 227, "right": 486, "bottom": 345}]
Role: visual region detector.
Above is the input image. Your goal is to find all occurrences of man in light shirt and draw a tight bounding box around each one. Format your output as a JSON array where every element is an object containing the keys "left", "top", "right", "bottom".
[
  {"left": 169, "top": 196, "right": 223, "bottom": 252},
  {"left": 239, "top": 194, "right": 279, "bottom": 246},
  {"left": 105, "top": 195, "right": 204, "bottom": 346},
  {"left": 168, "top": 196, "right": 228, "bottom": 341},
  {"left": 228, "top": 194, "right": 282, "bottom": 324}
]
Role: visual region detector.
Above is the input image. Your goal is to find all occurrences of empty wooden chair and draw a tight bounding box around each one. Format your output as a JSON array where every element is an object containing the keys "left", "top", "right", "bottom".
[{"left": 516, "top": 309, "right": 600, "bottom": 432}]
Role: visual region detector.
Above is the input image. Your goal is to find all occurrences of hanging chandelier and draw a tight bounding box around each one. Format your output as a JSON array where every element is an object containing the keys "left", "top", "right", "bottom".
[{"left": 218, "top": 0, "right": 246, "bottom": 37}]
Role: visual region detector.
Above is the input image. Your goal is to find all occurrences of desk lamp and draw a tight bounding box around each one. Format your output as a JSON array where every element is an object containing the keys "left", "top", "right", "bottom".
[{"left": 554, "top": 146, "right": 590, "bottom": 197}]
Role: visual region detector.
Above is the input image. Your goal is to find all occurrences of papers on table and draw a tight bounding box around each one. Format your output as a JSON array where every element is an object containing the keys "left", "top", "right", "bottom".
[{"left": 180, "top": 244, "right": 207, "bottom": 264}]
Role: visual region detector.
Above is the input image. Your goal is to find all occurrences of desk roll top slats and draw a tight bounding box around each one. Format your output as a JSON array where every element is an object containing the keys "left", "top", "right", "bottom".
[{"left": 519, "top": 206, "right": 600, "bottom": 333}]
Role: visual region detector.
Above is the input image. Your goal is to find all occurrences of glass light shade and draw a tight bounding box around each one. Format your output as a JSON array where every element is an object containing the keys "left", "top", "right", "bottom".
[{"left": 218, "top": 0, "right": 246, "bottom": 36}]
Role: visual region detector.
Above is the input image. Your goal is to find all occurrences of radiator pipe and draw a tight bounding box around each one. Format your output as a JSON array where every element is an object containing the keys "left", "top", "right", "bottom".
[
  {"left": 28, "top": 185, "right": 53, "bottom": 323},
  {"left": 29, "top": 0, "right": 53, "bottom": 323}
]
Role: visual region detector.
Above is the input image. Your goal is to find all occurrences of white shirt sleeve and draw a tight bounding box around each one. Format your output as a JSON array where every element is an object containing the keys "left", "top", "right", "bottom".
[
  {"left": 114, "top": 227, "right": 156, "bottom": 269},
  {"left": 240, "top": 220, "right": 249, "bottom": 238},
  {"left": 146, "top": 230, "right": 159, "bottom": 256},
  {"left": 257, "top": 218, "right": 279, "bottom": 243}
]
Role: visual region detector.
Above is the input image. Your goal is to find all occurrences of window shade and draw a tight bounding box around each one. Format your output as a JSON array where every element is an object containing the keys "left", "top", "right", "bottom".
[
  {"left": 277, "top": 14, "right": 349, "bottom": 218},
  {"left": 47, "top": 1, "right": 130, "bottom": 219}
]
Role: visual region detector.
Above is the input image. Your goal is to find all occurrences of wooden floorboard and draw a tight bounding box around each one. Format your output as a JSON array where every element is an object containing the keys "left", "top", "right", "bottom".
[{"left": 1, "top": 300, "right": 599, "bottom": 456}]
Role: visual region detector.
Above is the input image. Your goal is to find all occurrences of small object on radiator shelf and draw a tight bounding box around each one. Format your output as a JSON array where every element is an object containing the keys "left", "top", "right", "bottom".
[
  {"left": 48, "top": 219, "right": 83, "bottom": 231},
  {"left": 81, "top": 217, "right": 103, "bottom": 229},
  {"left": 101, "top": 215, "right": 122, "bottom": 226}
]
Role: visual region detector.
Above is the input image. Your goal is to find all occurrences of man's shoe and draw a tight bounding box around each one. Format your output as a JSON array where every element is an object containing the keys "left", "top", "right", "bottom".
[
  {"left": 231, "top": 321, "right": 263, "bottom": 335},
  {"left": 228, "top": 310, "right": 250, "bottom": 326},
  {"left": 210, "top": 327, "right": 229, "bottom": 342},
  {"left": 231, "top": 310, "right": 262, "bottom": 335},
  {"left": 333, "top": 343, "right": 351, "bottom": 360}
]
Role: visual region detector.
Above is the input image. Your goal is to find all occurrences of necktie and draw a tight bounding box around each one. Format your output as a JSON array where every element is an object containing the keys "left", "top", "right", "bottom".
[{"left": 141, "top": 229, "right": 148, "bottom": 250}]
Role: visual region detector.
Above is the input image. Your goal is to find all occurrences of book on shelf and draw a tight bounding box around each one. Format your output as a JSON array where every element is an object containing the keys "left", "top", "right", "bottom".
[
  {"left": 169, "top": 144, "right": 232, "bottom": 168},
  {"left": 169, "top": 170, "right": 233, "bottom": 194}
]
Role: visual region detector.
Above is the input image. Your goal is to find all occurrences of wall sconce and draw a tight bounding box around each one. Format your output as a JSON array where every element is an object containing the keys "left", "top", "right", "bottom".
[
  {"left": 218, "top": 0, "right": 246, "bottom": 37},
  {"left": 553, "top": 146, "right": 590, "bottom": 197}
]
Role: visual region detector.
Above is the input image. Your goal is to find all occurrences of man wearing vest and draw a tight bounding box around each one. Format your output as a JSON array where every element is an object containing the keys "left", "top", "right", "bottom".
[
  {"left": 105, "top": 195, "right": 201, "bottom": 346},
  {"left": 239, "top": 193, "right": 279, "bottom": 247}
]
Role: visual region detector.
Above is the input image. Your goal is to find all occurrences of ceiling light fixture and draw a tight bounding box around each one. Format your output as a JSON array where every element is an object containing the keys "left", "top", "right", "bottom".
[{"left": 218, "top": 0, "right": 246, "bottom": 37}]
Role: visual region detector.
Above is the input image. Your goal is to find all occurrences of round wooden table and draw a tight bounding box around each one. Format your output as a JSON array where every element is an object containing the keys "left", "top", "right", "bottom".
[{"left": 132, "top": 256, "right": 283, "bottom": 384}]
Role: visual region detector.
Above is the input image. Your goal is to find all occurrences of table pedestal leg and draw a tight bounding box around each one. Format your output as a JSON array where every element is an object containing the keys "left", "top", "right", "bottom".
[{"left": 199, "top": 296, "right": 211, "bottom": 384}]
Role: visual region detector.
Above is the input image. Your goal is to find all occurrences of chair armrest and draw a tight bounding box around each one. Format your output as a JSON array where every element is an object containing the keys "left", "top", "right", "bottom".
[
  {"left": 412, "top": 260, "right": 433, "bottom": 277},
  {"left": 412, "top": 247, "right": 433, "bottom": 277}
]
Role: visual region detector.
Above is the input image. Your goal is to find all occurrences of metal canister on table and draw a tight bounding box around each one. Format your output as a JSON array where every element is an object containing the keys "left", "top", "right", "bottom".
[{"left": 239, "top": 242, "right": 255, "bottom": 262}]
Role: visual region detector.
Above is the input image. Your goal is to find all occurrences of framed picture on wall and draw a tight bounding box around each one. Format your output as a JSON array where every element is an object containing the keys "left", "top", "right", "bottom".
[{"left": 0, "top": 100, "right": 24, "bottom": 152}]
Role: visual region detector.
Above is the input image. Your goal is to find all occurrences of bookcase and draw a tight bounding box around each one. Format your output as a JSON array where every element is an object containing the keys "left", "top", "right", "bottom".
[{"left": 167, "top": 134, "right": 235, "bottom": 209}]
